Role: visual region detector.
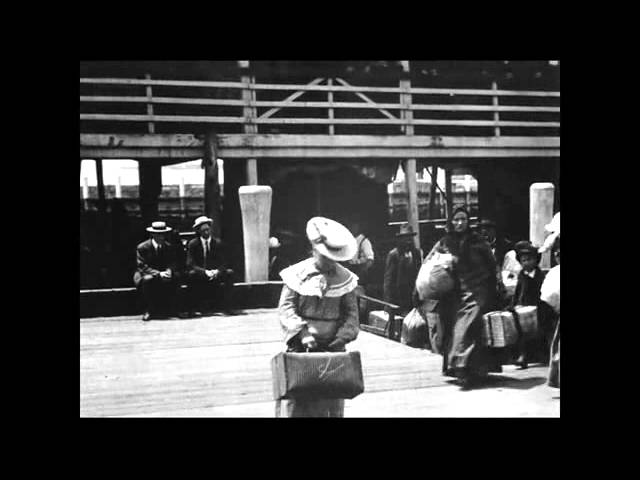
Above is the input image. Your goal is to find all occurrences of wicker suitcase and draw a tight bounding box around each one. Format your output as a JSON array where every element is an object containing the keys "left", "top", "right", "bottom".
[
  {"left": 481, "top": 311, "right": 519, "bottom": 348},
  {"left": 271, "top": 351, "right": 365, "bottom": 400},
  {"left": 514, "top": 305, "right": 538, "bottom": 341}
]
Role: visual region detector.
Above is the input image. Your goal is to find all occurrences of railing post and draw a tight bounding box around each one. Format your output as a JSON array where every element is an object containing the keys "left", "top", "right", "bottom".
[
  {"left": 115, "top": 175, "right": 122, "bottom": 198},
  {"left": 492, "top": 81, "right": 500, "bottom": 137},
  {"left": 240, "top": 61, "right": 258, "bottom": 185},
  {"left": 327, "top": 78, "right": 335, "bottom": 135},
  {"left": 400, "top": 60, "right": 420, "bottom": 249},
  {"left": 82, "top": 176, "right": 90, "bottom": 211},
  {"left": 145, "top": 73, "right": 155, "bottom": 134}
]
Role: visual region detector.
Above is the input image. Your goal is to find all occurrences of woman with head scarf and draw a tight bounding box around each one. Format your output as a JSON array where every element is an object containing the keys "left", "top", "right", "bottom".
[
  {"left": 277, "top": 217, "right": 360, "bottom": 416},
  {"left": 422, "top": 206, "right": 499, "bottom": 389}
]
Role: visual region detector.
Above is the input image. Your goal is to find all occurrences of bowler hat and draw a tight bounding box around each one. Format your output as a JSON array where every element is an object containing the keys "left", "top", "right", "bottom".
[
  {"left": 514, "top": 240, "right": 541, "bottom": 262},
  {"left": 396, "top": 223, "right": 418, "bottom": 237},
  {"left": 146, "top": 221, "right": 172, "bottom": 233}
]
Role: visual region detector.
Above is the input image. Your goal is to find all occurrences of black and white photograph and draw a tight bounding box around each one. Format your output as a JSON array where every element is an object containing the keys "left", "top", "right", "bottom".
[{"left": 79, "top": 60, "right": 560, "bottom": 417}]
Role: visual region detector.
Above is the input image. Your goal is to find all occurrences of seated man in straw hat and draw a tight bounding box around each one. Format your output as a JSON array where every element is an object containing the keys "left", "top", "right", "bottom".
[
  {"left": 278, "top": 216, "right": 360, "bottom": 417},
  {"left": 383, "top": 223, "right": 423, "bottom": 316},
  {"left": 185, "top": 216, "right": 234, "bottom": 315},
  {"left": 134, "top": 221, "right": 182, "bottom": 321}
]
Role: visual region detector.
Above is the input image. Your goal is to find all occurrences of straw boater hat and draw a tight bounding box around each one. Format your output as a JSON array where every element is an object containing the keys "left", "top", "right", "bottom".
[
  {"left": 193, "top": 216, "right": 213, "bottom": 231},
  {"left": 396, "top": 223, "right": 417, "bottom": 237},
  {"left": 146, "top": 221, "right": 172, "bottom": 233},
  {"left": 306, "top": 217, "right": 357, "bottom": 262}
]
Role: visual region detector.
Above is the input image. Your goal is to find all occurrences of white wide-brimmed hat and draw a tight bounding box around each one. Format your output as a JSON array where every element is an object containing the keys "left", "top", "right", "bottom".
[
  {"left": 146, "top": 221, "right": 172, "bottom": 233},
  {"left": 193, "top": 216, "right": 213, "bottom": 230},
  {"left": 306, "top": 217, "right": 356, "bottom": 262}
]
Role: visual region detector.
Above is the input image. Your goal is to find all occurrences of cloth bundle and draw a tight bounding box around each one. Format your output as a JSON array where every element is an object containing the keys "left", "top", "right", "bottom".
[
  {"left": 400, "top": 307, "right": 428, "bottom": 349},
  {"left": 416, "top": 252, "right": 456, "bottom": 301}
]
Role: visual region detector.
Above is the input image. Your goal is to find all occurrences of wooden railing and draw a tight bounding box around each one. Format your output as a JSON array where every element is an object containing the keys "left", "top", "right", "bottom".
[{"left": 80, "top": 77, "right": 560, "bottom": 136}]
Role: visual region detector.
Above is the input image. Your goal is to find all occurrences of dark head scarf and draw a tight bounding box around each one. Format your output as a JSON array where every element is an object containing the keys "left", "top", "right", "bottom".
[{"left": 447, "top": 205, "right": 471, "bottom": 234}]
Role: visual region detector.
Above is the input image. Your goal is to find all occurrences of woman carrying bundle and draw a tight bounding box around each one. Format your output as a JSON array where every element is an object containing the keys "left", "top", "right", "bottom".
[{"left": 420, "top": 206, "right": 500, "bottom": 390}]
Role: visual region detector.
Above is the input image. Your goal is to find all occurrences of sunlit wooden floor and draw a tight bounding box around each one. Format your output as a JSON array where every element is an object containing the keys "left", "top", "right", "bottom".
[{"left": 80, "top": 309, "right": 560, "bottom": 417}]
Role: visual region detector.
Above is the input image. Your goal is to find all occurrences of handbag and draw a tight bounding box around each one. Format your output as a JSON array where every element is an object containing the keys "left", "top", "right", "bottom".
[{"left": 271, "top": 351, "right": 365, "bottom": 400}]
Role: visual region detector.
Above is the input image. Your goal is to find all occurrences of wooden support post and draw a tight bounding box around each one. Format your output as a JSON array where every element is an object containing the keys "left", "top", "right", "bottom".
[
  {"left": 138, "top": 160, "right": 162, "bottom": 226},
  {"left": 179, "top": 176, "right": 186, "bottom": 219},
  {"left": 530, "top": 182, "right": 555, "bottom": 269},
  {"left": 240, "top": 61, "right": 258, "bottom": 185},
  {"left": 145, "top": 74, "right": 155, "bottom": 134},
  {"left": 204, "top": 131, "right": 222, "bottom": 238},
  {"left": 445, "top": 168, "right": 453, "bottom": 220},
  {"left": 115, "top": 176, "right": 122, "bottom": 198},
  {"left": 327, "top": 78, "right": 335, "bottom": 135},
  {"left": 95, "top": 159, "right": 107, "bottom": 213},
  {"left": 400, "top": 61, "right": 419, "bottom": 248},
  {"left": 429, "top": 166, "right": 439, "bottom": 219},
  {"left": 492, "top": 81, "right": 500, "bottom": 137}
]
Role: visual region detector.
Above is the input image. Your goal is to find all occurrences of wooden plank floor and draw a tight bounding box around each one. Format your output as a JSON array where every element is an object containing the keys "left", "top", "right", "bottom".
[{"left": 80, "top": 309, "right": 560, "bottom": 417}]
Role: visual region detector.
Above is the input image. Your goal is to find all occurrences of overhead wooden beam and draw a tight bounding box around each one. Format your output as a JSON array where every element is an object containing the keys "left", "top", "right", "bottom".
[
  {"left": 335, "top": 78, "right": 398, "bottom": 120},
  {"left": 80, "top": 133, "right": 560, "bottom": 149},
  {"left": 79, "top": 134, "right": 560, "bottom": 159},
  {"left": 258, "top": 78, "right": 324, "bottom": 119}
]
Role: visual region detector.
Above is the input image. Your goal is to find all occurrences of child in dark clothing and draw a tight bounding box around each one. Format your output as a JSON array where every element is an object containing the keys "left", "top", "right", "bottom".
[{"left": 511, "top": 241, "right": 546, "bottom": 368}]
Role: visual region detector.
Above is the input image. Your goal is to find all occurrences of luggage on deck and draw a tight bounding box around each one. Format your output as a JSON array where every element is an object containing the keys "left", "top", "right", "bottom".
[
  {"left": 400, "top": 307, "right": 428, "bottom": 348},
  {"left": 481, "top": 310, "right": 519, "bottom": 348},
  {"left": 368, "top": 310, "right": 403, "bottom": 339},
  {"left": 271, "top": 351, "right": 365, "bottom": 400},
  {"left": 513, "top": 305, "right": 539, "bottom": 341}
]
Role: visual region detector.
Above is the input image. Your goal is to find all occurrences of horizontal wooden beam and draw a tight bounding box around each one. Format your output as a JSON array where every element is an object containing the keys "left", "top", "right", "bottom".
[
  {"left": 80, "top": 77, "right": 560, "bottom": 97},
  {"left": 81, "top": 133, "right": 560, "bottom": 149},
  {"left": 81, "top": 113, "right": 559, "bottom": 128},
  {"left": 216, "top": 147, "right": 559, "bottom": 158},
  {"left": 80, "top": 96, "right": 559, "bottom": 113}
]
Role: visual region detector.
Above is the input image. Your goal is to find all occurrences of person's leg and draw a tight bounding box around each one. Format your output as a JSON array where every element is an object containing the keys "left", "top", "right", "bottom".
[
  {"left": 448, "top": 288, "right": 492, "bottom": 387},
  {"left": 139, "top": 275, "right": 160, "bottom": 318}
]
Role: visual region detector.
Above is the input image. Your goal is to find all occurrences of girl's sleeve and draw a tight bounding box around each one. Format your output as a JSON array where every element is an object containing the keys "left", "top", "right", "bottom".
[
  {"left": 335, "top": 290, "right": 359, "bottom": 343},
  {"left": 278, "top": 285, "right": 309, "bottom": 338}
]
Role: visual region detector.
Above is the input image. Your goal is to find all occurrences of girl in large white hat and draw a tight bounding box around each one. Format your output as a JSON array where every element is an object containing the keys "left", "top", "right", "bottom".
[{"left": 277, "top": 217, "right": 360, "bottom": 417}]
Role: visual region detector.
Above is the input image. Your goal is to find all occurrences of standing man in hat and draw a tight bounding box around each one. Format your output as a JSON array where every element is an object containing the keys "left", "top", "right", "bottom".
[
  {"left": 383, "top": 223, "right": 423, "bottom": 316},
  {"left": 134, "top": 221, "right": 181, "bottom": 321},
  {"left": 345, "top": 219, "right": 375, "bottom": 285},
  {"left": 185, "top": 216, "right": 234, "bottom": 315}
]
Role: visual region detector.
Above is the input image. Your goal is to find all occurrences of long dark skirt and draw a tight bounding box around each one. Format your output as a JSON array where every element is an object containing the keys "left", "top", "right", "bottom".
[{"left": 447, "top": 285, "right": 498, "bottom": 379}]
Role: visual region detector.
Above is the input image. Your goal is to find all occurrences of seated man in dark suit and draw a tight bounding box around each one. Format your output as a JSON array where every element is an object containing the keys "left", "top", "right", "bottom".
[
  {"left": 185, "top": 216, "right": 235, "bottom": 314},
  {"left": 133, "top": 221, "right": 182, "bottom": 321}
]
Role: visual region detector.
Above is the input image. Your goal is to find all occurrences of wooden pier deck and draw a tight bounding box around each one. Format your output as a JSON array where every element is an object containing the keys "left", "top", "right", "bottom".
[{"left": 80, "top": 309, "right": 560, "bottom": 417}]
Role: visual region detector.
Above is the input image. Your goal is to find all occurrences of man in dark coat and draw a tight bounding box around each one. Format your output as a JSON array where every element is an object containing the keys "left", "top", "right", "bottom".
[
  {"left": 185, "top": 216, "right": 235, "bottom": 314},
  {"left": 133, "top": 221, "right": 182, "bottom": 321},
  {"left": 383, "top": 224, "right": 423, "bottom": 316}
]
